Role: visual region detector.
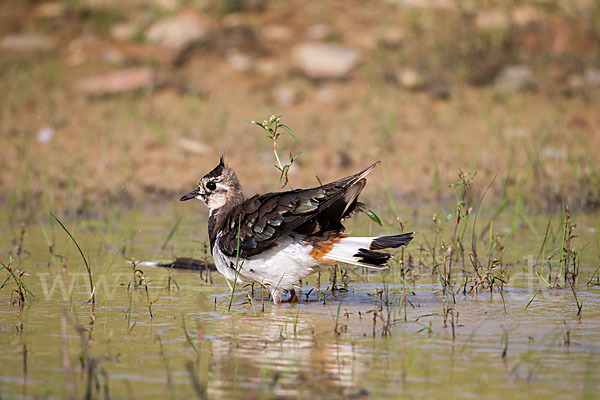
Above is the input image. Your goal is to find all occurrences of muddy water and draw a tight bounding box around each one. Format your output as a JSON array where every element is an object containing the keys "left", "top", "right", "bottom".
[{"left": 0, "top": 206, "right": 599, "bottom": 399}]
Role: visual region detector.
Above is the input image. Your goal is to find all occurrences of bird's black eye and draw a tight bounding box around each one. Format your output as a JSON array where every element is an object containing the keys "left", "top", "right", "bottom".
[{"left": 206, "top": 181, "right": 216, "bottom": 191}]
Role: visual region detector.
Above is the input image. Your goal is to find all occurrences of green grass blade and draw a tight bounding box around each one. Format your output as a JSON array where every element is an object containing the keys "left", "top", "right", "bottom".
[
  {"left": 161, "top": 217, "right": 182, "bottom": 250},
  {"left": 536, "top": 215, "right": 552, "bottom": 262},
  {"left": 471, "top": 176, "right": 496, "bottom": 260},
  {"left": 524, "top": 287, "right": 540, "bottom": 311},
  {"left": 50, "top": 212, "right": 94, "bottom": 294}
]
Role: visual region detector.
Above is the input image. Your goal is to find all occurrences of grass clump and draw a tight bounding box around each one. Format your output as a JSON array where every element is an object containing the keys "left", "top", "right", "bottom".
[{"left": 1, "top": 255, "right": 34, "bottom": 311}]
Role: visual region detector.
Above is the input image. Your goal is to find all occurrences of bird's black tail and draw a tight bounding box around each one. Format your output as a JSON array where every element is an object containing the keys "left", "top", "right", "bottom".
[{"left": 322, "top": 232, "right": 415, "bottom": 268}]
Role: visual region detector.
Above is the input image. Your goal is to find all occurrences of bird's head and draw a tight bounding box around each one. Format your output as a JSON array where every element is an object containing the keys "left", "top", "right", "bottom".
[{"left": 180, "top": 156, "right": 243, "bottom": 214}]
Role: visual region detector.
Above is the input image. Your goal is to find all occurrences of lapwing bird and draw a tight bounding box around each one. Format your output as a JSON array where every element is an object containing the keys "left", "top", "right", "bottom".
[{"left": 180, "top": 157, "right": 414, "bottom": 304}]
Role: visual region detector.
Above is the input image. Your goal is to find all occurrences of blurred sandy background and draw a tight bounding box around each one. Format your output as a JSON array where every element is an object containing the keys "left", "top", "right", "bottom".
[{"left": 1, "top": 0, "right": 599, "bottom": 216}]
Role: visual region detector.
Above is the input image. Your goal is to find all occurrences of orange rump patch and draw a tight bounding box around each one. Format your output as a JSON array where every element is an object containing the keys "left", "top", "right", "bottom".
[{"left": 309, "top": 235, "right": 347, "bottom": 261}]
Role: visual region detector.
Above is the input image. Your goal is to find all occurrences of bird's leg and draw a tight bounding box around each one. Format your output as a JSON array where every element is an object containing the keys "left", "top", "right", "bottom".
[{"left": 286, "top": 288, "right": 299, "bottom": 303}]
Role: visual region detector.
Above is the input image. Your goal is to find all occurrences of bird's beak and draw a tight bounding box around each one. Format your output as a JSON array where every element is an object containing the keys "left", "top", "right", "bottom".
[{"left": 180, "top": 188, "right": 200, "bottom": 201}]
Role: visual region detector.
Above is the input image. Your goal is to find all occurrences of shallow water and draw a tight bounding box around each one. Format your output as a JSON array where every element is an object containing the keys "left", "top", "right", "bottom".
[{"left": 0, "top": 205, "right": 599, "bottom": 399}]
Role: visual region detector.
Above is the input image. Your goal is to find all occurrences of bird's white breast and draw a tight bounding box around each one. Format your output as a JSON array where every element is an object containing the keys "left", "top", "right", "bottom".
[{"left": 212, "top": 235, "right": 319, "bottom": 291}]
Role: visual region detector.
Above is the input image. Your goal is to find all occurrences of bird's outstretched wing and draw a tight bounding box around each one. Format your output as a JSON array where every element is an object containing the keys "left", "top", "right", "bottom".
[{"left": 218, "top": 161, "right": 380, "bottom": 257}]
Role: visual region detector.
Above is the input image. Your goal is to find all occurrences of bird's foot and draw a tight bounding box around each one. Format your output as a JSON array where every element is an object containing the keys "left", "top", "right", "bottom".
[{"left": 285, "top": 289, "right": 299, "bottom": 303}]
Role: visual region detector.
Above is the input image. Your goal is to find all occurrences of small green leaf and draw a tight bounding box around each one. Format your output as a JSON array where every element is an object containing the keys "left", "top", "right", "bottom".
[
  {"left": 0, "top": 274, "right": 11, "bottom": 290},
  {"left": 290, "top": 151, "right": 302, "bottom": 163},
  {"left": 365, "top": 210, "right": 382, "bottom": 226},
  {"left": 280, "top": 164, "right": 290, "bottom": 182},
  {"left": 279, "top": 124, "right": 296, "bottom": 138}
]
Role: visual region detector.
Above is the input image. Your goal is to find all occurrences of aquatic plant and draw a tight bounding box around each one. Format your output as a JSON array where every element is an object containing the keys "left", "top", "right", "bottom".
[
  {"left": 249, "top": 115, "right": 301, "bottom": 189},
  {"left": 1, "top": 255, "right": 34, "bottom": 310},
  {"left": 50, "top": 212, "right": 96, "bottom": 316}
]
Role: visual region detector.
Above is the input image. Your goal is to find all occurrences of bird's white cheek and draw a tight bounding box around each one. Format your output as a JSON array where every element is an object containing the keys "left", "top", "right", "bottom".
[{"left": 208, "top": 192, "right": 227, "bottom": 209}]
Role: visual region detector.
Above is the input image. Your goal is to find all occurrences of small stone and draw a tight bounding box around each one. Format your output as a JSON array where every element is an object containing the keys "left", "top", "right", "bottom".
[
  {"left": 378, "top": 26, "right": 405, "bottom": 47},
  {"left": 512, "top": 6, "right": 543, "bottom": 27},
  {"left": 146, "top": 10, "right": 213, "bottom": 52},
  {"left": 110, "top": 22, "right": 137, "bottom": 42},
  {"left": 565, "top": 74, "right": 584, "bottom": 94},
  {"left": 262, "top": 24, "right": 293, "bottom": 42},
  {"left": 292, "top": 42, "right": 360, "bottom": 79},
  {"left": 227, "top": 52, "right": 252, "bottom": 72},
  {"left": 75, "top": 68, "right": 154, "bottom": 96},
  {"left": 397, "top": 68, "right": 425, "bottom": 90},
  {"left": 584, "top": 68, "right": 600, "bottom": 87},
  {"left": 36, "top": 127, "right": 54, "bottom": 143},
  {"left": 36, "top": 2, "right": 67, "bottom": 19},
  {"left": 494, "top": 65, "right": 538, "bottom": 95},
  {"left": 1, "top": 33, "right": 56, "bottom": 52}
]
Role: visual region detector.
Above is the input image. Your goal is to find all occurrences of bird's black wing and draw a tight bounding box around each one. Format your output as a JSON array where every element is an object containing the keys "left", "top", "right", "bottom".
[{"left": 218, "top": 162, "right": 380, "bottom": 258}]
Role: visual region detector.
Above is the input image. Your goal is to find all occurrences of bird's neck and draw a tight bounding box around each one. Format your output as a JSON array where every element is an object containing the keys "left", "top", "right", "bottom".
[{"left": 207, "top": 189, "right": 244, "bottom": 253}]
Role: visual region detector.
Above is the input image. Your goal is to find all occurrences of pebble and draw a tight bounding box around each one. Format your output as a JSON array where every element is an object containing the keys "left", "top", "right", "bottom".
[
  {"left": 35, "top": 2, "right": 67, "bottom": 19},
  {"left": 584, "top": 68, "right": 600, "bottom": 87},
  {"left": 378, "top": 26, "right": 406, "bottom": 47},
  {"left": 146, "top": 10, "right": 212, "bottom": 52},
  {"left": 494, "top": 65, "right": 538, "bottom": 95},
  {"left": 1, "top": 33, "right": 56, "bottom": 52},
  {"left": 262, "top": 25, "right": 293, "bottom": 42},
  {"left": 110, "top": 22, "right": 138, "bottom": 42},
  {"left": 75, "top": 68, "right": 154, "bottom": 96},
  {"left": 397, "top": 68, "right": 425, "bottom": 90},
  {"left": 292, "top": 42, "right": 360, "bottom": 79},
  {"left": 36, "top": 127, "right": 55, "bottom": 143},
  {"left": 226, "top": 52, "right": 252, "bottom": 72}
]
